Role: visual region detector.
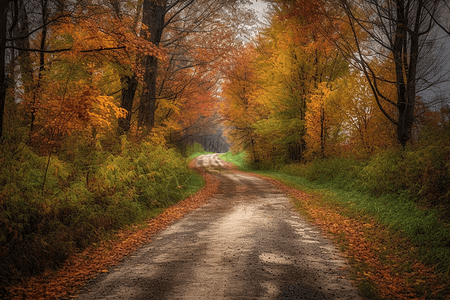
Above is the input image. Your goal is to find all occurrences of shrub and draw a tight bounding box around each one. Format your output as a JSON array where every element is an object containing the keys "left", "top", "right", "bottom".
[
  {"left": 0, "top": 139, "right": 198, "bottom": 288},
  {"left": 400, "top": 145, "right": 450, "bottom": 209},
  {"left": 281, "top": 157, "right": 362, "bottom": 189},
  {"left": 280, "top": 144, "right": 450, "bottom": 214},
  {"left": 357, "top": 149, "right": 404, "bottom": 196}
]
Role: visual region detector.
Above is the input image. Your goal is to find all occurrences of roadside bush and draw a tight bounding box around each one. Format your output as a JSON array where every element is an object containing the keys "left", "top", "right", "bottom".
[
  {"left": 357, "top": 149, "right": 404, "bottom": 196},
  {"left": 281, "top": 157, "right": 362, "bottom": 189},
  {"left": 0, "top": 139, "right": 198, "bottom": 288},
  {"left": 281, "top": 143, "right": 449, "bottom": 213},
  {"left": 355, "top": 134, "right": 450, "bottom": 212},
  {"left": 401, "top": 145, "right": 450, "bottom": 210}
]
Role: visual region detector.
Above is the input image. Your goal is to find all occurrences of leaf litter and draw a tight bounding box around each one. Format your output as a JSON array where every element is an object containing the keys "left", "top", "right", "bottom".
[{"left": 254, "top": 174, "right": 449, "bottom": 300}]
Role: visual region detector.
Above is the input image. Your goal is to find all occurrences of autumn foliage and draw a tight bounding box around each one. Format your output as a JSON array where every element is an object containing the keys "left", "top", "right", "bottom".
[
  {"left": 221, "top": 0, "right": 355, "bottom": 165},
  {"left": 0, "top": 0, "right": 249, "bottom": 295},
  {"left": 220, "top": 2, "right": 450, "bottom": 297},
  {"left": 1, "top": 0, "right": 450, "bottom": 298},
  {"left": 221, "top": 0, "right": 449, "bottom": 163}
]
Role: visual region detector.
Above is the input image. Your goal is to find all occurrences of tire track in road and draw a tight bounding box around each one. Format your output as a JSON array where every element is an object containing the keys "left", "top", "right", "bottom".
[{"left": 77, "top": 154, "right": 361, "bottom": 299}]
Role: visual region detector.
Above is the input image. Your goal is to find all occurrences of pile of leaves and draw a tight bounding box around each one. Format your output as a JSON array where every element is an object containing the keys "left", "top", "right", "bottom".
[{"left": 4, "top": 164, "right": 219, "bottom": 300}]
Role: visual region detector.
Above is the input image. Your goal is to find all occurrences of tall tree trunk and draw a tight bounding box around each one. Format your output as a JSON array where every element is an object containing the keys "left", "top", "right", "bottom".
[
  {"left": 336, "top": 0, "right": 438, "bottom": 147},
  {"left": 320, "top": 103, "right": 325, "bottom": 157},
  {"left": 29, "top": 0, "right": 48, "bottom": 141},
  {"left": 0, "top": 1, "right": 9, "bottom": 141},
  {"left": 138, "top": 0, "right": 167, "bottom": 130},
  {"left": 251, "top": 137, "right": 259, "bottom": 163},
  {"left": 16, "top": 0, "right": 33, "bottom": 96},
  {"left": 394, "top": 0, "right": 422, "bottom": 147},
  {"left": 118, "top": 73, "right": 138, "bottom": 134},
  {"left": 109, "top": 0, "right": 140, "bottom": 136},
  {"left": 393, "top": 0, "right": 409, "bottom": 147}
]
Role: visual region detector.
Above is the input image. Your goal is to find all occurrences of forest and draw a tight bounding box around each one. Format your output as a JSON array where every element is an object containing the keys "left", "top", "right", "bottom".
[{"left": 1, "top": 0, "right": 450, "bottom": 298}]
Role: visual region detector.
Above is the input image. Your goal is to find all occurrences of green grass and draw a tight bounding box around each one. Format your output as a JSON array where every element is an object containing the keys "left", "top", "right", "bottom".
[
  {"left": 218, "top": 151, "right": 247, "bottom": 169},
  {"left": 183, "top": 172, "right": 206, "bottom": 195},
  {"left": 188, "top": 151, "right": 214, "bottom": 159}
]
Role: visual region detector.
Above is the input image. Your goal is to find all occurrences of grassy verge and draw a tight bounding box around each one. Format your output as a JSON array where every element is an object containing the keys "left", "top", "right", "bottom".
[
  {"left": 218, "top": 151, "right": 247, "bottom": 169},
  {"left": 218, "top": 151, "right": 450, "bottom": 299}
]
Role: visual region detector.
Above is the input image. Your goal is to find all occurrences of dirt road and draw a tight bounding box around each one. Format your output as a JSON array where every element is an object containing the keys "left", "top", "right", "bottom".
[{"left": 77, "top": 154, "right": 361, "bottom": 299}]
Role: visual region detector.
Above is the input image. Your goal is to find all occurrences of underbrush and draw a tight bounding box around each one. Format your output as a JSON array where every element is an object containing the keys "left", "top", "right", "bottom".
[{"left": 0, "top": 139, "right": 203, "bottom": 289}]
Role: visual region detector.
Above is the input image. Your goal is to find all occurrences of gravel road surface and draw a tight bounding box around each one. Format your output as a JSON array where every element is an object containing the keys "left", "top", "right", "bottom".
[{"left": 77, "top": 154, "right": 361, "bottom": 299}]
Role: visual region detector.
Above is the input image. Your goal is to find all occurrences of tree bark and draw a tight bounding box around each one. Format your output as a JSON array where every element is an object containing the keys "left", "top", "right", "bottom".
[
  {"left": 29, "top": 0, "right": 48, "bottom": 141},
  {"left": 393, "top": 0, "right": 423, "bottom": 147},
  {"left": 138, "top": 0, "right": 168, "bottom": 130},
  {"left": 118, "top": 73, "right": 138, "bottom": 134},
  {"left": 0, "top": 1, "right": 10, "bottom": 141},
  {"left": 15, "top": 0, "right": 33, "bottom": 96},
  {"left": 108, "top": 0, "right": 139, "bottom": 135}
]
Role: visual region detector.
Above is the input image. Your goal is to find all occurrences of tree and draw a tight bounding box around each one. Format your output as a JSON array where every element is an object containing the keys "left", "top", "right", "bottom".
[
  {"left": 0, "top": 0, "right": 84, "bottom": 141},
  {"left": 330, "top": 70, "right": 397, "bottom": 155},
  {"left": 0, "top": 0, "right": 10, "bottom": 141},
  {"left": 326, "top": 0, "right": 450, "bottom": 147},
  {"left": 138, "top": 0, "right": 169, "bottom": 130},
  {"left": 1, "top": 0, "right": 165, "bottom": 142},
  {"left": 137, "top": 0, "right": 250, "bottom": 132},
  {"left": 248, "top": 0, "right": 348, "bottom": 161},
  {"left": 107, "top": 0, "right": 143, "bottom": 135},
  {"left": 305, "top": 82, "right": 342, "bottom": 158},
  {"left": 220, "top": 45, "right": 266, "bottom": 162},
  {"left": 150, "top": 0, "right": 240, "bottom": 141},
  {"left": 1, "top": 0, "right": 255, "bottom": 146}
]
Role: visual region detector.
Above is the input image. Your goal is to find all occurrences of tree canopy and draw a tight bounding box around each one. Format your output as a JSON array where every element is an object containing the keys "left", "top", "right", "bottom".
[{"left": 221, "top": 0, "right": 450, "bottom": 165}]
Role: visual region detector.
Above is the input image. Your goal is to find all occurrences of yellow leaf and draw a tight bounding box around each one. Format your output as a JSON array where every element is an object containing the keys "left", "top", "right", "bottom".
[{"left": 415, "top": 279, "right": 426, "bottom": 284}]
